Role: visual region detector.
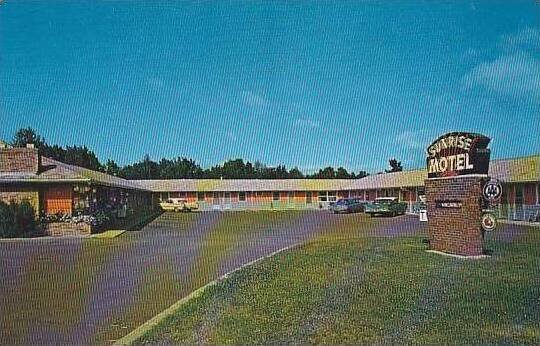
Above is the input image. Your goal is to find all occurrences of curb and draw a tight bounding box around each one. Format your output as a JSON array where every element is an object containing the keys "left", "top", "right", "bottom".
[
  {"left": 90, "top": 230, "right": 126, "bottom": 239},
  {"left": 499, "top": 220, "right": 540, "bottom": 227},
  {"left": 113, "top": 244, "right": 299, "bottom": 345},
  {"left": 0, "top": 234, "right": 90, "bottom": 242},
  {"left": 425, "top": 250, "right": 490, "bottom": 259}
]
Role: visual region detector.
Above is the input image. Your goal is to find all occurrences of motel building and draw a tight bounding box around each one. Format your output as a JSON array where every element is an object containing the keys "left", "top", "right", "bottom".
[
  {"left": 0, "top": 145, "right": 153, "bottom": 235},
  {"left": 1, "top": 144, "right": 539, "bottom": 236},
  {"left": 134, "top": 154, "right": 540, "bottom": 221}
]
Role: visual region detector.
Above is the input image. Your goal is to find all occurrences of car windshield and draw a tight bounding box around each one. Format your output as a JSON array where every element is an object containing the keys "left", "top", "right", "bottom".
[{"left": 336, "top": 199, "right": 350, "bottom": 205}]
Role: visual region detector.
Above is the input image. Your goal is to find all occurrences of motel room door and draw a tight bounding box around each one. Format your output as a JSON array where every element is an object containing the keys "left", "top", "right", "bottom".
[
  {"left": 43, "top": 186, "right": 73, "bottom": 215},
  {"left": 514, "top": 185, "right": 524, "bottom": 220},
  {"left": 212, "top": 192, "right": 222, "bottom": 210},
  {"left": 223, "top": 192, "right": 232, "bottom": 210}
]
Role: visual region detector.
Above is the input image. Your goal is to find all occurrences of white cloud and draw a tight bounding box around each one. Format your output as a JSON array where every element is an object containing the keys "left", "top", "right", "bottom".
[
  {"left": 395, "top": 130, "right": 431, "bottom": 150},
  {"left": 462, "top": 52, "right": 540, "bottom": 99},
  {"left": 241, "top": 91, "right": 268, "bottom": 108},
  {"left": 461, "top": 48, "right": 484, "bottom": 61},
  {"left": 294, "top": 118, "right": 320, "bottom": 128},
  {"left": 498, "top": 27, "right": 540, "bottom": 52}
]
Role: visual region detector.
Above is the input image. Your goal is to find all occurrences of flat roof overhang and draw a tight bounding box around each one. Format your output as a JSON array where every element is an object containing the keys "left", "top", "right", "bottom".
[{"left": 0, "top": 179, "right": 151, "bottom": 192}]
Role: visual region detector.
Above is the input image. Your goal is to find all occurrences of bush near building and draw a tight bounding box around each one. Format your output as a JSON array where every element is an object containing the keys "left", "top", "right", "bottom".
[{"left": 0, "top": 201, "right": 39, "bottom": 238}]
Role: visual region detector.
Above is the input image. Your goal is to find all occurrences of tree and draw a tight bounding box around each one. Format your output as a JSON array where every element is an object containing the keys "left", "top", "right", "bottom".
[
  {"left": 159, "top": 157, "right": 203, "bottom": 179},
  {"left": 10, "top": 127, "right": 381, "bottom": 180},
  {"left": 11, "top": 128, "right": 105, "bottom": 171},
  {"left": 385, "top": 158, "right": 403, "bottom": 173},
  {"left": 336, "top": 167, "right": 351, "bottom": 179},
  {"left": 309, "top": 167, "right": 336, "bottom": 179},
  {"left": 63, "top": 146, "right": 103, "bottom": 171},
  {"left": 119, "top": 154, "right": 160, "bottom": 179},
  {"left": 12, "top": 127, "right": 46, "bottom": 150},
  {"left": 105, "top": 159, "right": 121, "bottom": 176},
  {"left": 355, "top": 170, "right": 369, "bottom": 179},
  {"left": 288, "top": 167, "right": 304, "bottom": 179},
  {"left": 222, "top": 159, "right": 249, "bottom": 179}
]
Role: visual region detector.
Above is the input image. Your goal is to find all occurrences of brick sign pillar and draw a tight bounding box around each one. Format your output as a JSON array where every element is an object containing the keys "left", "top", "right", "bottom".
[{"left": 425, "top": 132, "right": 491, "bottom": 257}]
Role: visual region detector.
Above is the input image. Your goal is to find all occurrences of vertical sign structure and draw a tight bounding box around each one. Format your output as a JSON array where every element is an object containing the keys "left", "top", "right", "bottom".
[{"left": 425, "top": 132, "right": 491, "bottom": 256}]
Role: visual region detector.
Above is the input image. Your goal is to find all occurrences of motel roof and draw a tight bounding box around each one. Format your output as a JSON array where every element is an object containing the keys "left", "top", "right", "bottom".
[
  {"left": 133, "top": 155, "right": 539, "bottom": 192},
  {"left": 0, "top": 157, "right": 148, "bottom": 191},
  {"left": 346, "top": 155, "right": 540, "bottom": 190},
  {"left": 1, "top": 154, "right": 538, "bottom": 193},
  {"left": 134, "top": 179, "right": 356, "bottom": 192}
]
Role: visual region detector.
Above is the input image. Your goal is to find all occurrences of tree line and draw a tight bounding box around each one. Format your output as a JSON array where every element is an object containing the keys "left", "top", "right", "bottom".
[{"left": 9, "top": 127, "right": 402, "bottom": 180}]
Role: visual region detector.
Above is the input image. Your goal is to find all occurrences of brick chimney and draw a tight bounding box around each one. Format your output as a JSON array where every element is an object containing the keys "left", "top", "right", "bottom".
[{"left": 0, "top": 144, "right": 41, "bottom": 174}]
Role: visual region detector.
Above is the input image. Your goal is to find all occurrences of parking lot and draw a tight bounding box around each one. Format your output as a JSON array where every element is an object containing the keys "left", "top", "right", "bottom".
[{"left": 0, "top": 211, "right": 527, "bottom": 344}]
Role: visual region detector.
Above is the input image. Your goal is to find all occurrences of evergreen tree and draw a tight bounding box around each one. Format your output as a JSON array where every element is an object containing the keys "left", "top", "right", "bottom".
[{"left": 385, "top": 158, "right": 403, "bottom": 173}]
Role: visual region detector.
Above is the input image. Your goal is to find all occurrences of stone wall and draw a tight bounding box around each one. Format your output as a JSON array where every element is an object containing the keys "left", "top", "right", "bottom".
[
  {"left": 0, "top": 148, "right": 40, "bottom": 173},
  {"left": 426, "top": 176, "right": 486, "bottom": 256},
  {"left": 46, "top": 222, "right": 92, "bottom": 236},
  {"left": 0, "top": 185, "right": 40, "bottom": 215}
]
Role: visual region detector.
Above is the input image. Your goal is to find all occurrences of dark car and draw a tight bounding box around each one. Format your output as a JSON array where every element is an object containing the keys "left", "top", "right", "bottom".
[
  {"left": 365, "top": 197, "right": 407, "bottom": 217},
  {"left": 331, "top": 198, "right": 366, "bottom": 214}
]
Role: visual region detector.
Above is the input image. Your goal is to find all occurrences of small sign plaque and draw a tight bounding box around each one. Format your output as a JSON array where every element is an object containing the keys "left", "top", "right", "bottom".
[
  {"left": 435, "top": 200, "right": 463, "bottom": 208},
  {"left": 481, "top": 213, "right": 497, "bottom": 232},
  {"left": 483, "top": 179, "right": 502, "bottom": 202}
]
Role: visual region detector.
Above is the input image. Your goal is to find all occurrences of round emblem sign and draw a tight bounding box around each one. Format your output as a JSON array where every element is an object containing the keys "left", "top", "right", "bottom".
[
  {"left": 483, "top": 179, "right": 502, "bottom": 202},
  {"left": 481, "top": 213, "right": 497, "bottom": 232}
]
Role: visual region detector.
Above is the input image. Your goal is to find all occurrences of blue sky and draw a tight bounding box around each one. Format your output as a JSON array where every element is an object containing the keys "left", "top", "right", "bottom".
[{"left": 1, "top": 1, "right": 539, "bottom": 173}]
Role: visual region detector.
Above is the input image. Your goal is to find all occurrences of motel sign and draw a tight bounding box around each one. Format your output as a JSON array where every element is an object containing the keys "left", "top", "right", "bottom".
[
  {"left": 425, "top": 131, "right": 492, "bottom": 257},
  {"left": 426, "top": 132, "right": 491, "bottom": 179}
]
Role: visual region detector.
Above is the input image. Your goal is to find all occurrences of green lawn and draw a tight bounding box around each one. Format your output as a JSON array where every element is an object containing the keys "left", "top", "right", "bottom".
[{"left": 138, "top": 224, "right": 540, "bottom": 345}]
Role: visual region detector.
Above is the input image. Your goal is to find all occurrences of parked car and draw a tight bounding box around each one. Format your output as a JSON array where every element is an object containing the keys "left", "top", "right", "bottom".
[
  {"left": 159, "top": 198, "right": 199, "bottom": 212},
  {"left": 331, "top": 198, "right": 366, "bottom": 214},
  {"left": 365, "top": 197, "right": 407, "bottom": 217}
]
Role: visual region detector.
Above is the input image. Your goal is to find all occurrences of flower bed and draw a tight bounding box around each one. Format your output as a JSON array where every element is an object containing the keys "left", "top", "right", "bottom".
[
  {"left": 46, "top": 222, "right": 93, "bottom": 236},
  {"left": 41, "top": 210, "right": 114, "bottom": 236}
]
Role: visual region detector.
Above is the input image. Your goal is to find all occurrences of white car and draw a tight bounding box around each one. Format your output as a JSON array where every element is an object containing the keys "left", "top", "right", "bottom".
[{"left": 159, "top": 198, "right": 199, "bottom": 212}]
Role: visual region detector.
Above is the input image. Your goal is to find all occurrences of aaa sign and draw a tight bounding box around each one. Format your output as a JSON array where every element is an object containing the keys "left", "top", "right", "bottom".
[{"left": 427, "top": 132, "right": 491, "bottom": 179}]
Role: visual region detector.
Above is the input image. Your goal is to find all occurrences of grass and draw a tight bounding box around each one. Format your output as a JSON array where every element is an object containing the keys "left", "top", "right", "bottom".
[
  {"left": 2, "top": 211, "right": 538, "bottom": 345},
  {"left": 97, "top": 211, "right": 310, "bottom": 343},
  {"left": 137, "top": 222, "right": 540, "bottom": 344},
  {"left": 91, "top": 230, "right": 126, "bottom": 239}
]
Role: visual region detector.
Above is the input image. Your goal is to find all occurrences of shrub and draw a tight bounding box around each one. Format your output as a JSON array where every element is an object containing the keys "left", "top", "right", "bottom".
[{"left": 0, "top": 201, "right": 38, "bottom": 238}]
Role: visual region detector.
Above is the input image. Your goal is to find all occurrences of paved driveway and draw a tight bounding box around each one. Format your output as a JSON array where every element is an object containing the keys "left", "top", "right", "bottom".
[{"left": 0, "top": 211, "right": 425, "bottom": 344}]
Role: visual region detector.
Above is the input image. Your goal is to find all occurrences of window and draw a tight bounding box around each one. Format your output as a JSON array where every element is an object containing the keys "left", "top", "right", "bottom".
[
  {"left": 319, "top": 191, "right": 337, "bottom": 202},
  {"left": 273, "top": 192, "right": 280, "bottom": 201},
  {"left": 239, "top": 192, "right": 246, "bottom": 202},
  {"left": 328, "top": 191, "right": 337, "bottom": 202},
  {"left": 288, "top": 191, "right": 294, "bottom": 203},
  {"left": 197, "top": 192, "right": 205, "bottom": 201},
  {"left": 306, "top": 192, "right": 312, "bottom": 204},
  {"left": 213, "top": 192, "right": 220, "bottom": 204},
  {"left": 179, "top": 191, "right": 187, "bottom": 199},
  {"left": 537, "top": 184, "right": 540, "bottom": 205}
]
